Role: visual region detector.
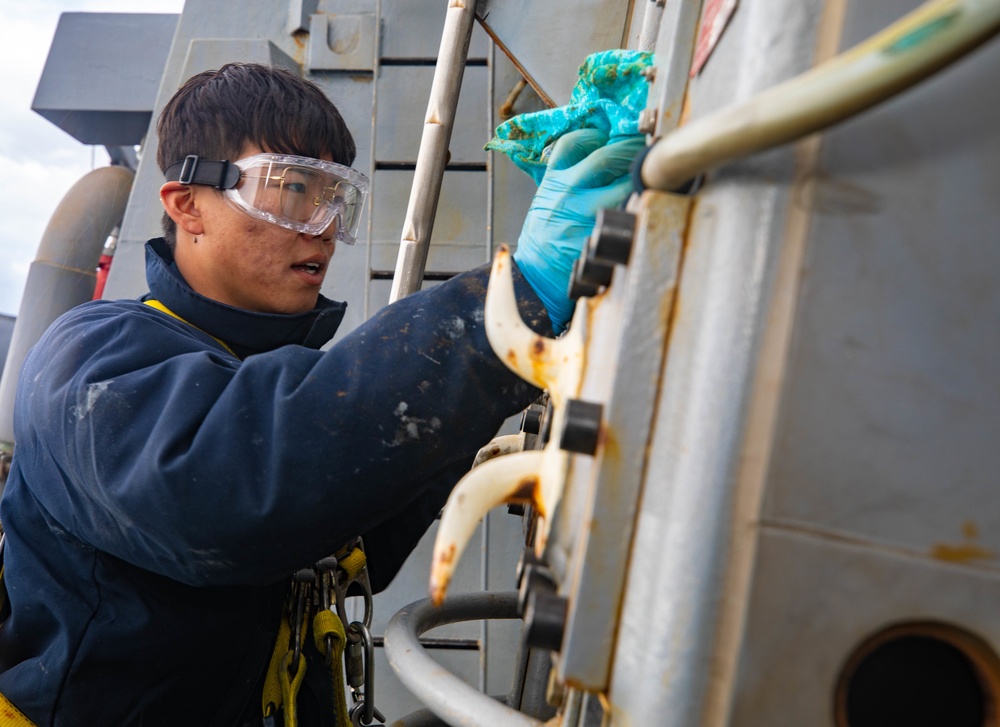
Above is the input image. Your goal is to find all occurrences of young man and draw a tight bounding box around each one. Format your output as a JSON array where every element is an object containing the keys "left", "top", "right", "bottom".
[{"left": 0, "top": 63, "right": 641, "bottom": 725}]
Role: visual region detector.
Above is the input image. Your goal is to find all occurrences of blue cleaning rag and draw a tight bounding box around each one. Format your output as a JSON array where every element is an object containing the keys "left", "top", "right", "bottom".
[{"left": 485, "top": 49, "right": 653, "bottom": 184}]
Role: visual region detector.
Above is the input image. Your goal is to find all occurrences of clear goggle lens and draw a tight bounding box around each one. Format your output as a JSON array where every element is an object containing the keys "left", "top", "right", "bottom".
[{"left": 227, "top": 154, "right": 370, "bottom": 245}]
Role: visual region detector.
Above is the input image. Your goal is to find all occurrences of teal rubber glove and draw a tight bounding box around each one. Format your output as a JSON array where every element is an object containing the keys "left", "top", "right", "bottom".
[{"left": 513, "top": 129, "right": 645, "bottom": 333}]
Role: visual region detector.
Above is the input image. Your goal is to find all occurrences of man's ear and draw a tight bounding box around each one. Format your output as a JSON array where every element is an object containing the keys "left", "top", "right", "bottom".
[{"left": 160, "top": 182, "right": 205, "bottom": 236}]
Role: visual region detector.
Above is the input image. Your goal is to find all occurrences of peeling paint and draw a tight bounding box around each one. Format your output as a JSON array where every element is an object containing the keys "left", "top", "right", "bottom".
[{"left": 884, "top": 10, "right": 960, "bottom": 54}]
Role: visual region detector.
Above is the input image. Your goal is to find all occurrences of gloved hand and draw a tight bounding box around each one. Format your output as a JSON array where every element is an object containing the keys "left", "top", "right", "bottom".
[{"left": 513, "top": 128, "right": 645, "bottom": 333}]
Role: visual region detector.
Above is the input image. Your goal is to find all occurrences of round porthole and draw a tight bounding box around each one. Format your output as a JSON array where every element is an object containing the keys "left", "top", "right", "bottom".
[{"left": 835, "top": 622, "right": 1000, "bottom": 727}]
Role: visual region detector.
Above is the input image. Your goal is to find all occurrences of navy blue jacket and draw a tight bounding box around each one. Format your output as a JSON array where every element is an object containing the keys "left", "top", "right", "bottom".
[{"left": 0, "top": 238, "right": 548, "bottom": 725}]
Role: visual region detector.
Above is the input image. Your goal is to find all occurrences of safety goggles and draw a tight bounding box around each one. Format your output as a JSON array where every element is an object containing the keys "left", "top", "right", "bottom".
[{"left": 165, "top": 153, "right": 370, "bottom": 245}]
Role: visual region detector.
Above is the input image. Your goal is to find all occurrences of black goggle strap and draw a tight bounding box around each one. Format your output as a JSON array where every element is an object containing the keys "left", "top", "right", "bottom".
[{"left": 164, "top": 155, "right": 241, "bottom": 190}]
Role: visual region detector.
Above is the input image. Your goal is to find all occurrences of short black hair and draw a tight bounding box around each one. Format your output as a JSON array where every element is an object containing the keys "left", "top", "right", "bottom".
[{"left": 156, "top": 62, "right": 356, "bottom": 246}]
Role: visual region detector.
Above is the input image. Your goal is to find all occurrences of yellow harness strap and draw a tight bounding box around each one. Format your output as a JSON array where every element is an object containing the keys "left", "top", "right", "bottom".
[
  {"left": 337, "top": 548, "right": 366, "bottom": 580},
  {"left": 0, "top": 692, "right": 36, "bottom": 726},
  {"left": 313, "top": 609, "right": 350, "bottom": 727},
  {"left": 143, "top": 299, "right": 237, "bottom": 357},
  {"left": 262, "top": 607, "right": 293, "bottom": 719},
  {"left": 278, "top": 650, "right": 307, "bottom": 727}
]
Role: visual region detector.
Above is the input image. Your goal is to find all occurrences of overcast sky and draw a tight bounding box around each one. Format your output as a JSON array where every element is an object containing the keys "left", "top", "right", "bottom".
[{"left": 0, "top": 0, "right": 185, "bottom": 318}]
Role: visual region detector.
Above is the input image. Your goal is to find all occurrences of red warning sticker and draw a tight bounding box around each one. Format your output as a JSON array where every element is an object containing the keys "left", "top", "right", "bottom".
[{"left": 690, "top": 0, "right": 739, "bottom": 77}]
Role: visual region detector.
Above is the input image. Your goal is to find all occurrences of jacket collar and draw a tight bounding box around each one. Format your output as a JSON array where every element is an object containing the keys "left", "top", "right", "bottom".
[{"left": 144, "top": 238, "right": 347, "bottom": 358}]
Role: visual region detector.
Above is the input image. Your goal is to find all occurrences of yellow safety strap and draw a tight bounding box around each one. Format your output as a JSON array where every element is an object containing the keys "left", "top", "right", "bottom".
[
  {"left": 337, "top": 548, "right": 366, "bottom": 580},
  {"left": 279, "top": 650, "right": 307, "bottom": 727},
  {"left": 262, "top": 553, "right": 365, "bottom": 726},
  {"left": 313, "top": 609, "right": 350, "bottom": 727},
  {"left": 0, "top": 692, "right": 36, "bottom": 726},
  {"left": 262, "top": 606, "right": 293, "bottom": 719},
  {"left": 143, "top": 299, "right": 237, "bottom": 358}
]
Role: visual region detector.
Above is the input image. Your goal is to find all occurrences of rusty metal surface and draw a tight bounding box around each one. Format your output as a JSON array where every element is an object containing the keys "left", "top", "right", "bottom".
[
  {"left": 763, "top": 7, "right": 1000, "bottom": 568},
  {"left": 728, "top": 531, "right": 1000, "bottom": 725},
  {"left": 642, "top": 0, "right": 705, "bottom": 138},
  {"left": 606, "top": 0, "right": 1000, "bottom": 725},
  {"left": 604, "top": 0, "right": 830, "bottom": 720},
  {"left": 551, "top": 191, "right": 691, "bottom": 692}
]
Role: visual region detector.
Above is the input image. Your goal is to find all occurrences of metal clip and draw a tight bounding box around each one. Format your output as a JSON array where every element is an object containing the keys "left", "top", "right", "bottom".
[
  {"left": 347, "top": 621, "right": 386, "bottom": 726},
  {"left": 177, "top": 154, "right": 199, "bottom": 185},
  {"left": 329, "top": 553, "right": 374, "bottom": 631}
]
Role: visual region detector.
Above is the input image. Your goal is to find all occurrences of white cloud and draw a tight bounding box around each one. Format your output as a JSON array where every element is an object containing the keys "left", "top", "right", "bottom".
[{"left": 0, "top": 0, "right": 184, "bottom": 316}]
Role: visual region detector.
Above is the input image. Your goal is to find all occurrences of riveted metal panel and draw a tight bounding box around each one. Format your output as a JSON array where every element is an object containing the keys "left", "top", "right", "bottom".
[
  {"left": 606, "top": 0, "right": 830, "bottom": 722},
  {"left": 553, "top": 192, "right": 691, "bottom": 692},
  {"left": 370, "top": 170, "right": 489, "bottom": 274},
  {"left": 606, "top": 1, "right": 1000, "bottom": 726},
  {"left": 379, "top": 1, "right": 490, "bottom": 60},
  {"left": 730, "top": 530, "right": 1000, "bottom": 726},
  {"left": 762, "top": 5, "right": 1000, "bottom": 563},
  {"left": 376, "top": 66, "right": 489, "bottom": 163},
  {"left": 307, "top": 12, "right": 377, "bottom": 71}
]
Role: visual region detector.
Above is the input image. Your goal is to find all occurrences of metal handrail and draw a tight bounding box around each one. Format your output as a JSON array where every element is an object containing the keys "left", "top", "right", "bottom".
[
  {"left": 389, "top": 0, "right": 479, "bottom": 302},
  {"left": 383, "top": 591, "right": 544, "bottom": 727}
]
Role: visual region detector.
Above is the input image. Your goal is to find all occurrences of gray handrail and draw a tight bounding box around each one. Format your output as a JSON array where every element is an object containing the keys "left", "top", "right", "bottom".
[{"left": 383, "top": 591, "right": 543, "bottom": 727}]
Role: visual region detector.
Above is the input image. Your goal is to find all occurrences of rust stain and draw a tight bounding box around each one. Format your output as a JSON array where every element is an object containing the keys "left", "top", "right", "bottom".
[
  {"left": 437, "top": 542, "right": 456, "bottom": 566},
  {"left": 506, "top": 349, "right": 519, "bottom": 369},
  {"left": 508, "top": 475, "right": 546, "bottom": 518},
  {"left": 430, "top": 548, "right": 454, "bottom": 607},
  {"left": 430, "top": 583, "right": 448, "bottom": 607},
  {"left": 678, "top": 90, "right": 694, "bottom": 127},
  {"left": 601, "top": 427, "right": 620, "bottom": 471},
  {"left": 289, "top": 30, "right": 307, "bottom": 65},
  {"left": 527, "top": 336, "right": 550, "bottom": 383},
  {"left": 661, "top": 196, "right": 699, "bottom": 344},
  {"left": 931, "top": 522, "right": 996, "bottom": 563},
  {"left": 931, "top": 543, "right": 996, "bottom": 563}
]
